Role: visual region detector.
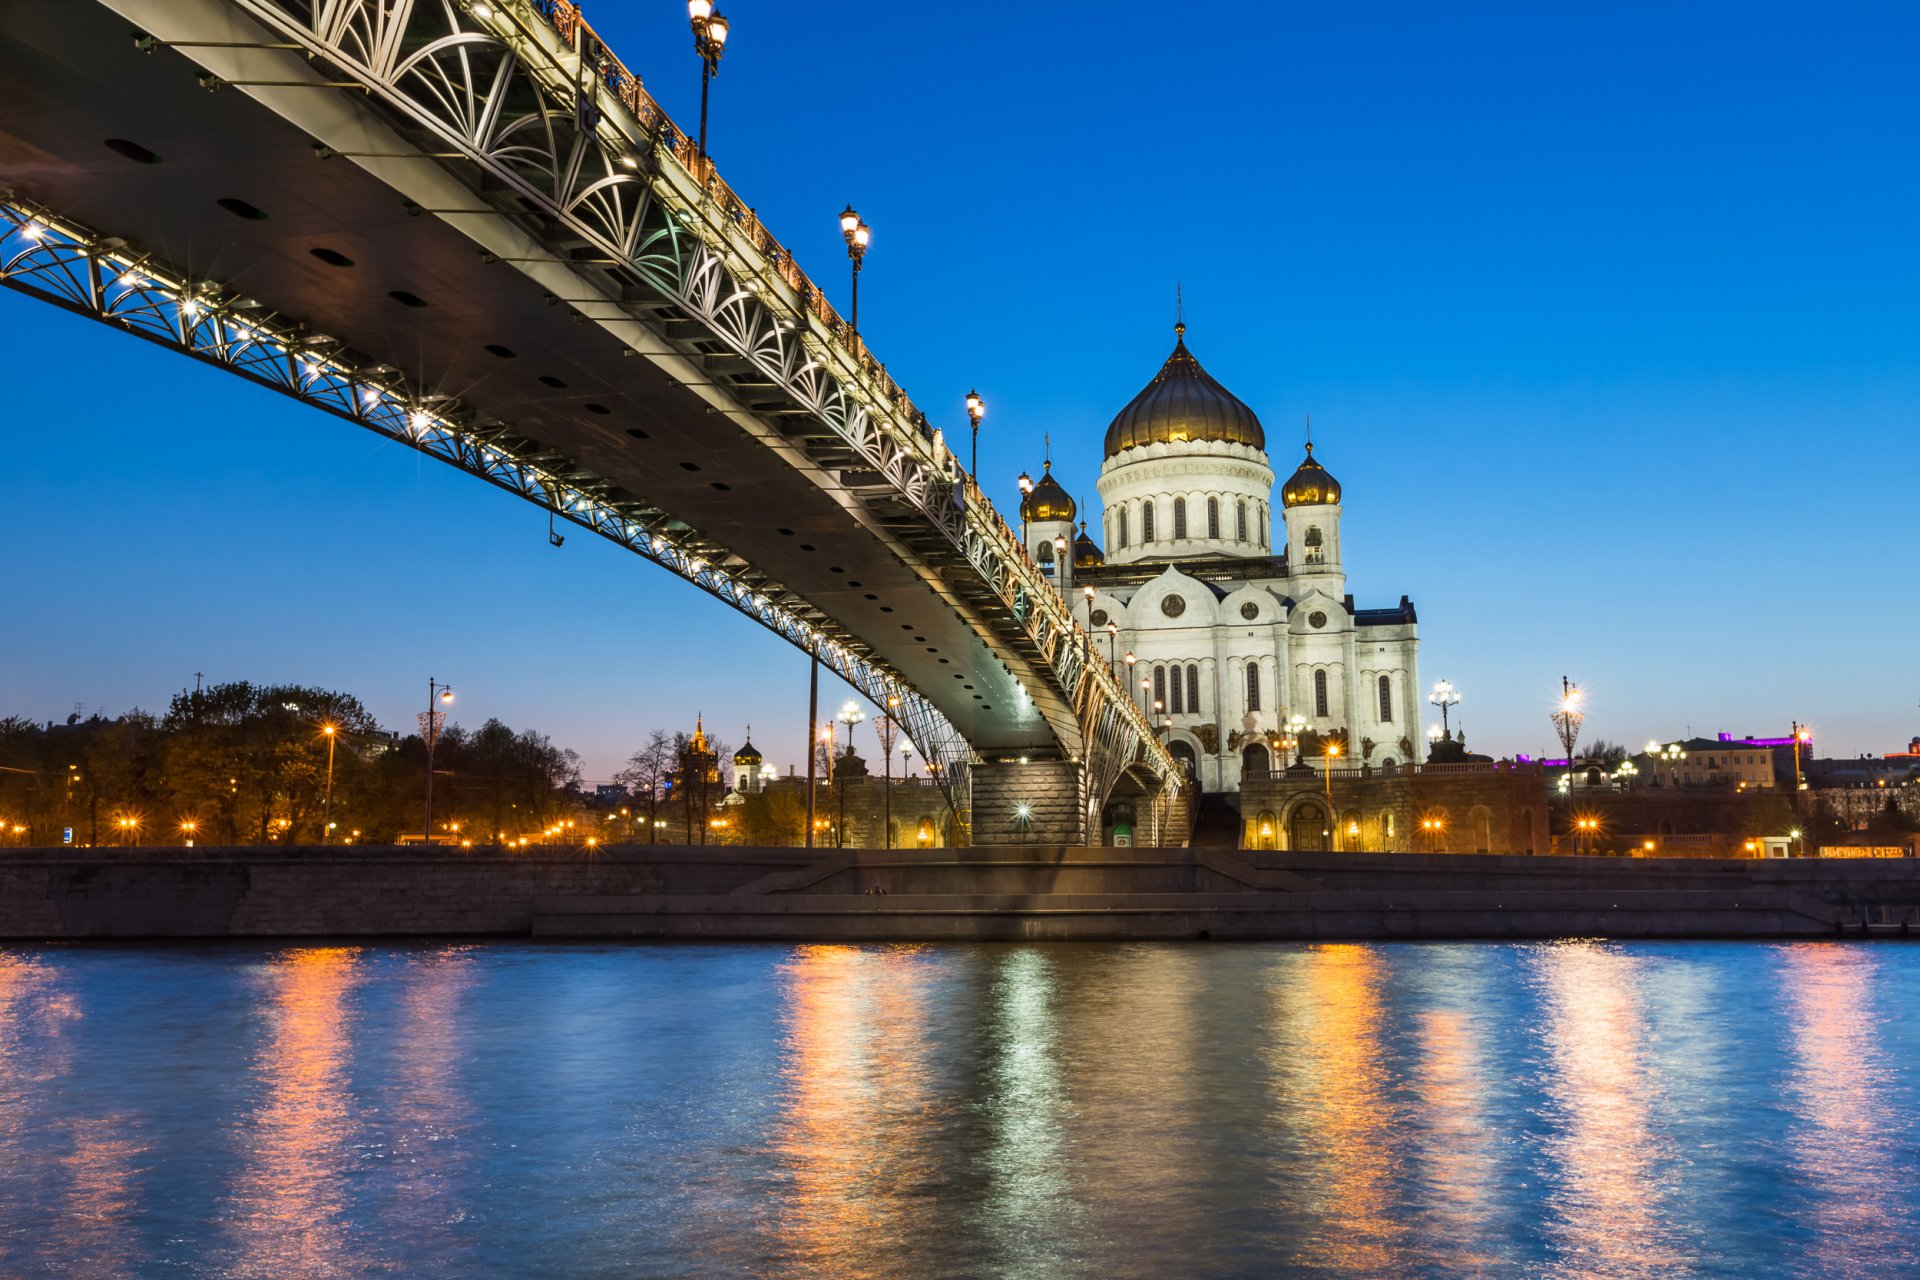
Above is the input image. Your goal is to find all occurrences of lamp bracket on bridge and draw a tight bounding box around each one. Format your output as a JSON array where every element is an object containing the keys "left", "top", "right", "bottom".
[
  {"left": 133, "top": 34, "right": 308, "bottom": 54},
  {"left": 197, "top": 73, "right": 369, "bottom": 93},
  {"left": 403, "top": 202, "right": 496, "bottom": 218},
  {"left": 313, "top": 143, "right": 464, "bottom": 161}
]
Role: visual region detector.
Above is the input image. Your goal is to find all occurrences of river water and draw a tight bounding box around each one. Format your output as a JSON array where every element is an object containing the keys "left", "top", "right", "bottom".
[{"left": 1, "top": 941, "right": 1916, "bottom": 1279}]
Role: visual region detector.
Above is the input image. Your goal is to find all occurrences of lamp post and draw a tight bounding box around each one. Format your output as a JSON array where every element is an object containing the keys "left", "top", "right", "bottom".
[
  {"left": 1550, "top": 677, "right": 1583, "bottom": 800},
  {"left": 805, "top": 639, "right": 821, "bottom": 849},
  {"left": 179, "top": 819, "right": 197, "bottom": 848},
  {"left": 1105, "top": 623, "right": 1119, "bottom": 672},
  {"left": 965, "top": 389, "right": 984, "bottom": 478},
  {"left": 687, "top": 2, "right": 729, "bottom": 161},
  {"left": 838, "top": 206, "right": 870, "bottom": 335},
  {"left": 1324, "top": 740, "right": 1341, "bottom": 849},
  {"left": 1054, "top": 535, "right": 1068, "bottom": 584},
  {"left": 1428, "top": 678, "right": 1460, "bottom": 743},
  {"left": 875, "top": 695, "right": 900, "bottom": 850},
  {"left": 1791, "top": 721, "right": 1812, "bottom": 803},
  {"left": 422, "top": 678, "right": 454, "bottom": 846},
  {"left": 321, "top": 724, "right": 338, "bottom": 844},
  {"left": 1286, "top": 713, "right": 1308, "bottom": 768},
  {"left": 1017, "top": 470, "right": 1034, "bottom": 545},
  {"left": 1083, "top": 586, "right": 1095, "bottom": 662},
  {"left": 1140, "top": 674, "right": 1151, "bottom": 720},
  {"left": 836, "top": 700, "right": 865, "bottom": 848}
]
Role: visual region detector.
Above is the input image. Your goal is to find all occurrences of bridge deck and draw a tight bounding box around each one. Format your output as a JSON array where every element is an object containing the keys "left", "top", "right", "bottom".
[{"left": 0, "top": 0, "right": 1064, "bottom": 751}]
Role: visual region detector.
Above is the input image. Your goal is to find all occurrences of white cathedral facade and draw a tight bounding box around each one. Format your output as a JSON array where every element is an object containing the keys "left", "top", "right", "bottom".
[{"left": 1023, "top": 322, "right": 1421, "bottom": 796}]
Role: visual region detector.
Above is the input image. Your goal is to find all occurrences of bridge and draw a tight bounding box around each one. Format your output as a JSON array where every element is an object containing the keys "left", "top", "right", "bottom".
[{"left": 0, "top": 0, "right": 1182, "bottom": 844}]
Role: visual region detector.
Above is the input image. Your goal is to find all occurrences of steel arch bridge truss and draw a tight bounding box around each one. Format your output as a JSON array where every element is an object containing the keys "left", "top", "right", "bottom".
[
  {"left": 0, "top": 201, "right": 969, "bottom": 788},
  {"left": 6, "top": 0, "right": 1178, "bottom": 824}
]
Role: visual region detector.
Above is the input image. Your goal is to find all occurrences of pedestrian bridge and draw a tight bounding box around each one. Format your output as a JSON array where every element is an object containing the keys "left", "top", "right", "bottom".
[{"left": 0, "top": 0, "right": 1180, "bottom": 842}]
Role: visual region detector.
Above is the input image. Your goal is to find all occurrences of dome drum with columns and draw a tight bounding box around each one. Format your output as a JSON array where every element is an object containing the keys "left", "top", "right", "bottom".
[{"left": 1020, "top": 321, "right": 1420, "bottom": 796}]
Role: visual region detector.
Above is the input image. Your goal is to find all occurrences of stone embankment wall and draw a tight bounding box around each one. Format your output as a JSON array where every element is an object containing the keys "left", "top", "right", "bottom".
[{"left": 0, "top": 846, "right": 807, "bottom": 939}]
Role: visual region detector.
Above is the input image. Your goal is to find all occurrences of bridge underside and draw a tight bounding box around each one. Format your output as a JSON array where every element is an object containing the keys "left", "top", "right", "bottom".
[{"left": 0, "top": 0, "right": 1068, "bottom": 758}]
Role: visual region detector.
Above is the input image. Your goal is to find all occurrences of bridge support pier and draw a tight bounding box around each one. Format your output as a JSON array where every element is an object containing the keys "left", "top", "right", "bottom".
[{"left": 970, "top": 760, "right": 1086, "bottom": 847}]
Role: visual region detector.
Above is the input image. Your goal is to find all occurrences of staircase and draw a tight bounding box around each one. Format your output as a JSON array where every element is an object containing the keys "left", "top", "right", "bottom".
[{"left": 1190, "top": 792, "right": 1243, "bottom": 848}]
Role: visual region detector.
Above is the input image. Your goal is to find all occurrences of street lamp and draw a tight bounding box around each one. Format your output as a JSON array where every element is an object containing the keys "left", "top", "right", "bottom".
[
  {"left": 687, "top": 1, "right": 730, "bottom": 161},
  {"left": 839, "top": 205, "right": 870, "bottom": 335},
  {"left": 1791, "top": 721, "right": 1813, "bottom": 799},
  {"left": 1428, "top": 678, "right": 1460, "bottom": 743},
  {"left": 1017, "top": 470, "right": 1034, "bottom": 545},
  {"left": 179, "top": 819, "right": 197, "bottom": 848},
  {"left": 965, "top": 389, "right": 984, "bottom": 477},
  {"left": 1324, "top": 740, "right": 1341, "bottom": 849},
  {"left": 875, "top": 695, "right": 901, "bottom": 850},
  {"left": 1550, "top": 677, "right": 1584, "bottom": 799},
  {"left": 321, "top": 723, "right": 338, "bottom": 844},
  {"left": 1286, "top": 713, "right": 1308, "bottom": 768},
  {"left": 836, "top": 700, "right": 865, "bottom": 848},
  {"left": 423, "top": 678, "right": 455, "bottom": 846}
]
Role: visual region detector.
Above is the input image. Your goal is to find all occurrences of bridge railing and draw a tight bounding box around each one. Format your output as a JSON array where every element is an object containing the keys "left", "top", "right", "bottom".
[
  {"left": 525, "top": 0, "right": 1169, "bottom": 778},
  {"left": 537, "top": 1, "right": 910, "bottom": 417}
]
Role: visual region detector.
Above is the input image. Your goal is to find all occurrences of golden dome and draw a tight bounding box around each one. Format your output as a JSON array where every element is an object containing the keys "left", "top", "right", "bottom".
[
  {"left": 1280, "top": 443, "right": 1341, "bottom": 507},
  {"left": 1072, "top": 521, "right": 1104, "bottom": 568},
  {"left": 1020, "top": 461, "right": 1076, "bottom": 522},
  {"left": 1103, "top": 324, "right": 1266, "bottom": 457}
]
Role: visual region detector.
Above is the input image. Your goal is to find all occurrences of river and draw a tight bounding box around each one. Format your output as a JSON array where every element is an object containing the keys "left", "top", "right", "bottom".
[{"left": 0, "top": 941, "right": 1915, "bottom": 1278}]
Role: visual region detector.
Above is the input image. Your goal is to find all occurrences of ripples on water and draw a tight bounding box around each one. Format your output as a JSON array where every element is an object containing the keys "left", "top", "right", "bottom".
[{"left": 0, "top": 941, "right": 1916, "bottom": 1279}]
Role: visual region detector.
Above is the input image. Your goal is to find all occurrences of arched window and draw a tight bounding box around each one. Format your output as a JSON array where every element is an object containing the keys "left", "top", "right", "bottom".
[
  {"left": 1153, "top": 665, "right": 1166, "bottom": 711},
  {"left": 1384, "top": 811, "right": 1396, "bottom": 842},
  {"left": 1170, "top": 669, "right": 1184, "bottom": 714},
  {"left": 1207, "top": 497, "right": 1220, "bottom": 539},
  {"left": 1378, "top": 674, "right": 1392, "bottom": 722},
  {"left": 1117, "top": 506, "right": 1128, "bottom": 549},
  {"left": 1173, "top": 497, "right": 1188, "bottom": 539},
  {"left": 1304, "top": 526, "right": 1324, "bottom": 565},
  {"left": 1246, "top": 662, "right": 1261, "bottom": 712},
  {"left": 1314, "top": 669, "right": 1329, "bottom": 718},
  {"left": 1142, "top": 501, "right": 1155, "bottom": 542},
  {"left": 1258, "top": 504, "right": 1268, "bottom": 548},
  {"left": 1037, "top": 540, "right": 1054, "bottom": 564},
  {"left": 1187, "top": 664, "right": 1201, "bottom": 713},
  {"left": 1236, "top": 499, "right": 1248, "bottom": 542},
  {"left": 1243, "top": 743, "right": 1270, "bottom": 777}
]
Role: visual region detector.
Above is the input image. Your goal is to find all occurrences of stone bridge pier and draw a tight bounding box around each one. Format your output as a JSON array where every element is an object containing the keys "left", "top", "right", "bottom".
[{"left": 970, "top": 759, "right": 1184, "bottom": 847}]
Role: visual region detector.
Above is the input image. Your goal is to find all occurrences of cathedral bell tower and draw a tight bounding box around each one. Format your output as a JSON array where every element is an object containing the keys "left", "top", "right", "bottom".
[
  {"left": 1019, "top": 457, "right": 1078, "bottom": 593},
  {"left": 1280, "top": 440, "right": 1344, "bottom": 596}
]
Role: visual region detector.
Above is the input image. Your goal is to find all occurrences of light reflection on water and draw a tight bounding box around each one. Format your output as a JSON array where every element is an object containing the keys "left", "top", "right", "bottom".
[{"left": 0, "top": 941, "right": 1917, "bottom": 1279}]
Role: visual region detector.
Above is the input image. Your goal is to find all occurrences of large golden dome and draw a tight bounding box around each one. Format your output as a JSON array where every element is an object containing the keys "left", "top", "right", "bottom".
[
  {"left": 1281, "top": 443, "right": 1341, "bottom": 507},
  {"left": 1103, "top": 324, "right": 1266, "bottom": 458}
]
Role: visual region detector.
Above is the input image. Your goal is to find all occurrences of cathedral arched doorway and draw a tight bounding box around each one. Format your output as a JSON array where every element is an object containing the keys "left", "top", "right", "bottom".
[
  {"left": 1290, "top": 801, "right": 1328, "bottom": 852},
  {"left": 1241, "top": 743, "right": 1270, "bottom": 779}
]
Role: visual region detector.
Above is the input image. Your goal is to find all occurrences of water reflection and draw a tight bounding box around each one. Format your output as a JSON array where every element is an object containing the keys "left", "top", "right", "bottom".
[
  {"left": 772, "top": 944, "right": 944, "bottom": 1279},
  {"left": 1409, "top": 1004, "right": 1500, "bottom": 1269},
  {"left": 1531, "top": 942, "right": 1680, "bottom": 1278},
  {"left": 980, "top": 948, "right": 1067, "bottom": 1276},
  {"left": 224, "top": 947, "right": 367, "bottom": 1279},
  {"left": 1268, "top": 944, "right": 1406, "bottom": 1273},
  {"left": 388, "top": 948, "right": 477, "bottom": 1256},
  {"left": 1779, "top": 945, "right": 1915, "bottom": 1275}
]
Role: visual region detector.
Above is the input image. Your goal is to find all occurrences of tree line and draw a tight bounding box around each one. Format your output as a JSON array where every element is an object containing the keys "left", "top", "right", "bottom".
[{"left": 0, "top": 681, "right": 733, "bottom": 848}]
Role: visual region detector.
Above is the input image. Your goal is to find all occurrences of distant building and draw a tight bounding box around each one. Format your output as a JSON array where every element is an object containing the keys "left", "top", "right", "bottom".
[
  {"left": 732, "top": 733, "right": 769, "bottom": 795},
  {"left": 1644, "top": 737, "right": 1780, "bottom": 789}
]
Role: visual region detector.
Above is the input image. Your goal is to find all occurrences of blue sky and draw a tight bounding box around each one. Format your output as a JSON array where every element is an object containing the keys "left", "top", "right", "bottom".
[{"left": 4, "top": 0, "right": 1916, "bottom": 778}]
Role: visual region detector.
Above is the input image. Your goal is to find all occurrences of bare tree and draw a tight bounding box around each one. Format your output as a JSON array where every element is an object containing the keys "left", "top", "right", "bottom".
[{"left": 617, "top": 731, "right": 674, "bottom": 844}]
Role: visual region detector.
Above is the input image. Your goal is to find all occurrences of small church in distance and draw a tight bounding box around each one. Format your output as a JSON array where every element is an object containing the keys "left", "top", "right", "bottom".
[{"left": 1023, "top": 321, "right": 1421, "bottom": 798}]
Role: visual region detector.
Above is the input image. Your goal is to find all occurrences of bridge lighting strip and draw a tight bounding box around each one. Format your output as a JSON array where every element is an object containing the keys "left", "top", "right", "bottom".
[{"left": 0, "top": 198, "right": 971, "bottom": 781}]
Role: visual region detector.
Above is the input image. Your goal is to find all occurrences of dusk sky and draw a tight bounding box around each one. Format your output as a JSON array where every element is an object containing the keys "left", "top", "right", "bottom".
[{"left": 3, "top": 0, "right": 1915, "bottom": 780}]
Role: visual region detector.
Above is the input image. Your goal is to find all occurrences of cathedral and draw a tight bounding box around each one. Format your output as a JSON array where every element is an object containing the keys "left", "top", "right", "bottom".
[{"left": 1023, "top": 321, "right": 1421, "bottom": 796}]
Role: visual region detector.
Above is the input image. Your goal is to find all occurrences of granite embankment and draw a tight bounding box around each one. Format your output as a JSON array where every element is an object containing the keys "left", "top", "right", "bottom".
[{"left": 3, "top": 845, "right": 1918, "bottom": 941}]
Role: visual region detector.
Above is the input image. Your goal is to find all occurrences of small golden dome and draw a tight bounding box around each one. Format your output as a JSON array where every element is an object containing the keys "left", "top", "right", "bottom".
[
  {"left": 1020, "top": 461, "right": 1076, "bottom": 522},
  {"left": 1280, "top": 443, "right": 1341, "bottom": 508},
  {"left": 1072, "top": 521, "right": 1104, "bottom": 568}
]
